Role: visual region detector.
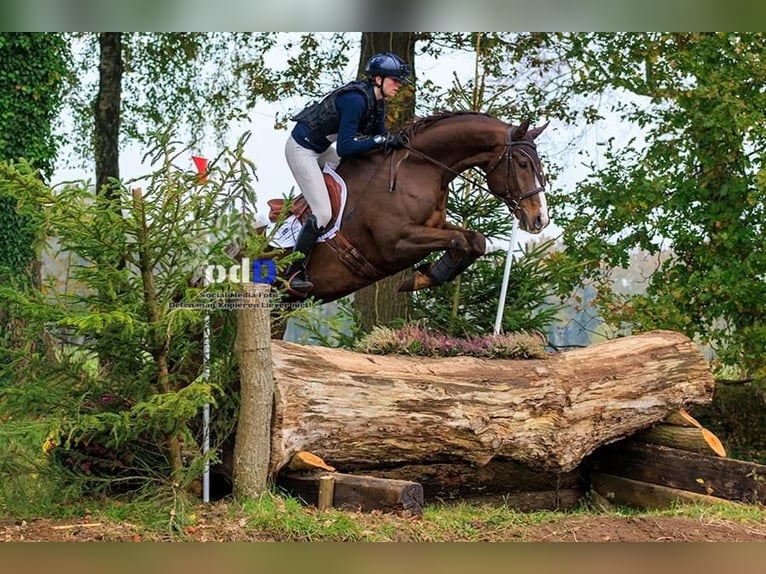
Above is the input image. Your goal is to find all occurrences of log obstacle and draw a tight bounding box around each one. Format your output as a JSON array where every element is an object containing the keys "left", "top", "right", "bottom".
[
  {"left": 261, "top": 329, "right": 725, "bottom": 514},
  {"left": 269, "top": 330, "right": 715, "bottom": 476}
]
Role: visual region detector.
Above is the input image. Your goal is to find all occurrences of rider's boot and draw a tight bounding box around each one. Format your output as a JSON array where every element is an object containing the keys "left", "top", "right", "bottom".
[{"left": 285, "top": 214, "right": 323, "bottom": 295}]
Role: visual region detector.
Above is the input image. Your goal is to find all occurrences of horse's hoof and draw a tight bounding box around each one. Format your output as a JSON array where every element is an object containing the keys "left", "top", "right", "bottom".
[
  {"left": 397, "top": 274, "right": 415, "bottom": 292},
  {"left": 397, "top": 271, "right": 432, "bottom": 292}
]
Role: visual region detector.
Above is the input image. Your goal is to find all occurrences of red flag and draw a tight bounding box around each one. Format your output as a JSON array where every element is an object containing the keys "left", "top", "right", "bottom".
[{"left": 192, "top": 155, "right": 209, "bottom": 183}]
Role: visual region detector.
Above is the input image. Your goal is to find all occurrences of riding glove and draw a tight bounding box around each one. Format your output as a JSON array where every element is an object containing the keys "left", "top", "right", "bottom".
[{"left": 384, "top": 133, "right": 407, "bottom": 152}]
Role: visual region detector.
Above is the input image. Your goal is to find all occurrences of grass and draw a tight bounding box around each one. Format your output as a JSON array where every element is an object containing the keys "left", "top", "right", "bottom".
[{"left": 2, "top": 469, "right": 766, "bottom": 541}]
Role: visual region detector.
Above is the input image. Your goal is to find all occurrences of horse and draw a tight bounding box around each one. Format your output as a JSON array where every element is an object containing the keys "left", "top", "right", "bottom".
[{"left": 268, "top": 110, "right": 550, "bottom": 303}]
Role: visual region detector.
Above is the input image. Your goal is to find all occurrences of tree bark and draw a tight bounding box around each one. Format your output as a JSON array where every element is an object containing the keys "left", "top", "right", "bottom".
[
  {"left": 269, "top": 330, "right": 715, "bottom": 475},
  {"left": 95, "top": 33, "right": 122, "bottom": 200},
  {"left": 233, "top": 283, "right": 275, "bottom": 499}
]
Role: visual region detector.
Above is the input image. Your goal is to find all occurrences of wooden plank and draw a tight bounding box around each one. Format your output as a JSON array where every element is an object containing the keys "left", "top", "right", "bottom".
[
  {"left": 367, "top": 459, "right": 584, "bottom": 500},
  {"left": 278, "top": 471, "right": 423, "bottom": 516},
  {"left": 591, "top": 473, "right": 743, "bottom": 511},
  {"left": 592, "top": 440, "right": 766, "bottom": 503}
]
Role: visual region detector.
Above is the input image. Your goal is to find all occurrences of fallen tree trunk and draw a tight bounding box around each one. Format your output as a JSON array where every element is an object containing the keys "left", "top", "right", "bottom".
[{"left": 269, "top": 330, "right": 714, "bottom": 475}]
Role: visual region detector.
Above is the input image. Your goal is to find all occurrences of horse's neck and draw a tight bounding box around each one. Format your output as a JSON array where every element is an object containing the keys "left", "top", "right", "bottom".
[{"left": 416, "top": 119, "right": 505, "bottom": 173}]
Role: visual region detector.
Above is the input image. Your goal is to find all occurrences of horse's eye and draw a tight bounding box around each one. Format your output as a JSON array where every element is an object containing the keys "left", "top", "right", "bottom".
[{"left": 518, "top": 159, "right": 529, "bottom": 169}]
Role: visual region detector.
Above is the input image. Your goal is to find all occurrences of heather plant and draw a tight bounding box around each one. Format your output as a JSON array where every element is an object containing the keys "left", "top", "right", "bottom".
[{"left": 355, "top": 324, "right": 548, "bottom": 359}]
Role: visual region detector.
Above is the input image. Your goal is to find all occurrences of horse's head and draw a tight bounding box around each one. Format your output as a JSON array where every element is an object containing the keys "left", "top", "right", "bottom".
[{"left": 484, "top": 119, "right": 550, "bottom": 234}]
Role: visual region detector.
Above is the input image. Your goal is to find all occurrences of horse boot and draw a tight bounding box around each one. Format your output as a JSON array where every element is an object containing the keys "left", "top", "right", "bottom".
[{"left": 285, "top": 214, "right": 323, "bottom": 295}]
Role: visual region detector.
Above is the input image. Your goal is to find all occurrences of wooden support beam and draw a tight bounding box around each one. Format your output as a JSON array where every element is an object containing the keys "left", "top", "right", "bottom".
[
  {"left": 278, "top": 472, "right": 424, "bottom": 516},
  {"left": 477, "top": 488, "right": 585, "bottom": 512},
  {"left": 591, "top": 440, "right": 766, "bottom": 504},
  {"left": 591, "top": 473, "right": 743, "bottom": 511},
  {"left": 366, "top": 458, "right": 584, "bottom": 503}
]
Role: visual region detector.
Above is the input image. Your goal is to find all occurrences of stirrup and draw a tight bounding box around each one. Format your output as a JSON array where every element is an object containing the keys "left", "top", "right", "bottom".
[{"left": 287, "top": 271, "right": 314, "bottom": 296}]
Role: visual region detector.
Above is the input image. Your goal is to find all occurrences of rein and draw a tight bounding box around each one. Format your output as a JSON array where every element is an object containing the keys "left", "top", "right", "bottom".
[{"left": 393, "top": 125, "right": 546, "bottom": 212}]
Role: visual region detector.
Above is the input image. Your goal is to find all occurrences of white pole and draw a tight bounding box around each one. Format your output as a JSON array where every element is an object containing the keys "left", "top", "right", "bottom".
[
  {"left": 202, "top": 305, "right": 211, "bottom": 502},
  {"left": 194, "top": 155, "right": 213, "bottom": 503},
  {"left": 493, "top": 218, "right": 519, "bottom": 335}
]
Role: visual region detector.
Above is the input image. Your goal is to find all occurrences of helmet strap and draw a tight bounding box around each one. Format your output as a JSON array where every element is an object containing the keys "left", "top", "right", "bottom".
[{"left": 373, "top": 77, "right": 385, "bottom": 97}]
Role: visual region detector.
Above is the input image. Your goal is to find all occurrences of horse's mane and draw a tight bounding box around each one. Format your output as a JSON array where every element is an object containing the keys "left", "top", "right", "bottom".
[{"left": 400, "top": 110, "right": 497, "bottom": 139}]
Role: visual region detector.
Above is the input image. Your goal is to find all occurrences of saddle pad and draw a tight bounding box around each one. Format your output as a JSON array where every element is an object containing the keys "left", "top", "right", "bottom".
[{"left": 266, "top": 164, "right": 348, "bottom": 248}]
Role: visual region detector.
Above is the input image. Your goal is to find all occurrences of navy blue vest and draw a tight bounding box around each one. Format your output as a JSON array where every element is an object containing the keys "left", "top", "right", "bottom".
[{"left": 291, "top": 81, "right": 382, "bottom": 147}]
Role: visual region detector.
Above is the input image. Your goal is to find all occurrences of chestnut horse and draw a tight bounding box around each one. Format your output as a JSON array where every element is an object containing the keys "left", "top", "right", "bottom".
[{"left": 274, "top": 111, "right": 550, "bottom": 303}]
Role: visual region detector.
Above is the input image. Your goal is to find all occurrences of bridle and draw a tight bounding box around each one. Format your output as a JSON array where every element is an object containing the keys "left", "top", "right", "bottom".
[
  {"left": 483, "top": 126, "right": 547, "bottom": 212},
  {"left": 394, "top": 125, "right": 547, "bottom": 213}
]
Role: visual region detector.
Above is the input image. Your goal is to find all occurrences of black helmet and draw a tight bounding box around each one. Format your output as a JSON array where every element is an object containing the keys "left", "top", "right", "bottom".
[{"left": 364, "top": 52, "right": 412, "bottom": 85}]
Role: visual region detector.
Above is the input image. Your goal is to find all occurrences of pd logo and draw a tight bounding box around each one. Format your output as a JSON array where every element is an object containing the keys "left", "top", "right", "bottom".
[{"left": 204, "top": 258, "right": 277, "bottom": 285}]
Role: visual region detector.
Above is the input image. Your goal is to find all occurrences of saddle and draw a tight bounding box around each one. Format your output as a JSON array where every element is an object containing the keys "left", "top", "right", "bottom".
[
  {"left": 266, "top": 170, "right": 386, "bottom": 283},
  {"left": 267, "top": 172, "right": 344, "bottom": 227}
]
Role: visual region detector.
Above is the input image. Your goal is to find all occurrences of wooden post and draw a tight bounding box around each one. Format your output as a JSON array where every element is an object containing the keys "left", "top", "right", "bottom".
[
  {"left": 317, "top": 475, "right": 335, "bottom": 511},
  {"left": 233, "top": 283, "right": 274, "bottom": 499}
]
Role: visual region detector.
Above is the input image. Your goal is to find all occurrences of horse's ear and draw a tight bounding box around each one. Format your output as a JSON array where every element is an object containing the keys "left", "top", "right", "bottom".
[
  {"left": 511, "top": 118, "right": 531, "bottom": 140},
  {"left": 527, "top": 121, "right": 550, "bottom": 140}
]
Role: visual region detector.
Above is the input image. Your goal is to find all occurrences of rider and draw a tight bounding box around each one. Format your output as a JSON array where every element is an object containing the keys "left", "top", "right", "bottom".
[{"left": 283, "top": 52, "right": 412, "bottom": 294}]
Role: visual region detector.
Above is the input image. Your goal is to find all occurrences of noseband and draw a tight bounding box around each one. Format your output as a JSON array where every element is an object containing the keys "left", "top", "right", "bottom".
[{"left": 484, "top": 126, "right": 547, "bottom": 212}]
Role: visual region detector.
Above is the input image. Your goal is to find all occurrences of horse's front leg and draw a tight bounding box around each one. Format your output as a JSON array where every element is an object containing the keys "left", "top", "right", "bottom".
[{"left": 397, "top": 225, "right": 486, "bottom": 292}]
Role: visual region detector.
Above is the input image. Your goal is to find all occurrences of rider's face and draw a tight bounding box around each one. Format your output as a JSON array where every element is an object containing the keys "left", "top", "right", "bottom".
[{"left": 382, "top": 76, "right": 404, "bottom": 98}]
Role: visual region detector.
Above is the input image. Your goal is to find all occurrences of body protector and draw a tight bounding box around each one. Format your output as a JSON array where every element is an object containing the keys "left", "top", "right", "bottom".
[{"left": 291, "top": 81, "right": 383, "bottom": 147}]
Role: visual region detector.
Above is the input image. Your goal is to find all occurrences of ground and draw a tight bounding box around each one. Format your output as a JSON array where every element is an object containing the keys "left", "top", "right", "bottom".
[{"left": 3, "top": 505, "right": 766, "bottom": 542}]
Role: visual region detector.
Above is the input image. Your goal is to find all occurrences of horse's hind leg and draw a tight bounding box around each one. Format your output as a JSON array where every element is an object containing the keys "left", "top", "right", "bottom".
[{"left": 398, "top": 229, "right": 486, "bottom": 292}]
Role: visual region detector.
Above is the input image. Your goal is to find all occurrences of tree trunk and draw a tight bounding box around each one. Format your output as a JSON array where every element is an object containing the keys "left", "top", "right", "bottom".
[
  {"left": 233, "top": 283, "right": 275, "bottom": 499},
  {"left": 269, "top": 330, "right": 714, "bottom": 475},
  {"left": 353, "top": 32, "right": 417, "bottom": 332},
  {"left": 95, "top": 32, "right": 122, "bottom": 200}
]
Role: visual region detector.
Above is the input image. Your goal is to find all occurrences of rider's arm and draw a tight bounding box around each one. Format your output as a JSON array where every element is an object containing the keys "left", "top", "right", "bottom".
[{"left": 335, "top": 92, "right": 381, "bottom": 157}]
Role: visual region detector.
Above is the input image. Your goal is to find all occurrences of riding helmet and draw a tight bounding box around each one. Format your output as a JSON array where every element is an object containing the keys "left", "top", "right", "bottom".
[{"left": 364, "top": 52, "right": 412, "bottom": 84}]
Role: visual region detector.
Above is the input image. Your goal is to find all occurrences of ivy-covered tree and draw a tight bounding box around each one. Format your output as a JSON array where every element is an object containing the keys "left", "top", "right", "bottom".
[
  {"left": 0, "top": 33, "right": 69, "bottom": 361},
  {"left": 0, "top": 33, "right": 69, "bottom": 286}
]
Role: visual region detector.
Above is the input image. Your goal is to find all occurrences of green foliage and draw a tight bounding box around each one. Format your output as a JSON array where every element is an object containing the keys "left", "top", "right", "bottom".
[
  {"left": 550, "top": 33, "right": 766, "bottom": 376},
  {"left": 692, "top": 380, "right": 766, "bottom": 464},
  {"left": 0, "top": 130, "right": 262, "bottom": 493},
  {"left": 413, "top": 238, "right": 569, "bottom": 338},
  {"left": 288, "top": 297, "right": 361, "bottom": 348}
]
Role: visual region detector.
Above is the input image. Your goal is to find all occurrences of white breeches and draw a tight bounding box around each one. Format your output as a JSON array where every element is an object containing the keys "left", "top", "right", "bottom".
[{"left": 284, "top": 136, "right": 340, "bottom": 229}]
